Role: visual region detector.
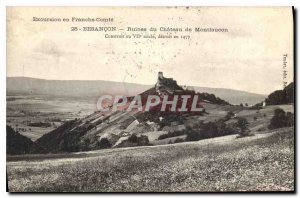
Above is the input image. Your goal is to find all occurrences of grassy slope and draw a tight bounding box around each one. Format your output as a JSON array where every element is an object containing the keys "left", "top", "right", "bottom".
[{"left": 7, "top": 127, "right": 294, "bottom": 192}]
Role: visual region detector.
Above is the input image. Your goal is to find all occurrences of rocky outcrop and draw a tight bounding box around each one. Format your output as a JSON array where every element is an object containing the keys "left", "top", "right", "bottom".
[{"left": 156, "top": 72, "right": 183, "bottom": 95}]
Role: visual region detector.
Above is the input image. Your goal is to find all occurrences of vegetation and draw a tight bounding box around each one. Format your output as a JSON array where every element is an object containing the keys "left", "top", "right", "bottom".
[
  {"left": 236, "top": 117, "right": 251, "bottom": 137},
  {"left": 6, "top": 125, "right": 45, "bottom": 155},
  {"left": 265, "top": 82, "right": 294, "bottom": 105},
  {"left": 35, "top": 120, "right": 81, "bottom": 153},
  {"left": 128, "top": 134, "right": 150, "bottom": 146},
  {"left": 268, "top": 108, "right": 294, "bottom": 130},
  {"left": 186, "top": 120, "right": 237, "bottom": 141},
  {"left": 96, "top": 138, "right": 111, "bottom": 149},
  {"left": 27, "top": 122, "right": 51, "bottom": 128},
  {"left": 7, "top": 128, "right": 294, "bottom": 192}
]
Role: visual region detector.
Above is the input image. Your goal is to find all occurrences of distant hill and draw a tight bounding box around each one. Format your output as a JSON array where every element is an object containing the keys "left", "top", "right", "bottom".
[
  {"left": 194, "top": 87, "right": 266, "bottom": 106},
  {"left": 7, "top": 77, "right": 149, "bottom": 98},
  {"left": 7, "top": 77, "right": 266, "bottom": 105},
  {"left": 6, "top": 125, "right": 45, "bottom": 155}
]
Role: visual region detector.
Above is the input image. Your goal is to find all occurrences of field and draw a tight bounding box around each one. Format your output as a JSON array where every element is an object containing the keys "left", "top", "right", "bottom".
[
  {"left": 7, "top": 126, "right": 294, "bottom": 192},
  {"left": 7, "top": 95, "right": 95, "bottom": 140}
]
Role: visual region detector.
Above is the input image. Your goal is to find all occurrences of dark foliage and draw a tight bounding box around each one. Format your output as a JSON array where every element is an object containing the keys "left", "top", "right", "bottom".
[
  {"left": 27, "top": 122, "right": 51, "bottom": 128},
  {"left": 224, "top": 111, "right": 234, "bottom": 121},
  {"left": 35, "top": 119, "right": 83, "bottom": 153},
  {"left": 128, "top": 134, "right": 150, "bottom": 146},
  {"left": 186, "top": 120, "right": 237, "bottom": 141},
  {"left": 265, "top": 82, "right": 294, "bottom": 105},
  {"left": 268, "top": 108, "right": 294, "bottom": 129},
  {"left": 137, "top": 135, "right": 150, "bottom": 146},
  {"left": 128, "top": 134, "right": 138, "bottom": 143},
  {"left": 236, "top": 117, "right": 250, "bottom": 137},
  {"left": 97, "top": 138, "right": 112, "bottom": 149},
  {"left": 7, "top": 125, "right": 45, "bottom": 155}
]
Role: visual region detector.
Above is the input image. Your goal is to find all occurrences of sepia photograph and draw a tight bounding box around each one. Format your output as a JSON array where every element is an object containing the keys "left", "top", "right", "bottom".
[{"left": 6, "top": 6, "right": 295, "bottom": 192}]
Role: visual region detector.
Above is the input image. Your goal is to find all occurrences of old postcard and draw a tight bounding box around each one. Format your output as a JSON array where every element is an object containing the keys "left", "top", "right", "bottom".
[{"left": 6, "top": 7, "right": 294, "bottom": 192}]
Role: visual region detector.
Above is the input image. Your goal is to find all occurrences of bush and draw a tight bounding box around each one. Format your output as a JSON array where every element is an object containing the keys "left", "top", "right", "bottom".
[
  {"left": 97, "top": 138, "right": 111, "bottom": 149},
  {"left": 224, "top": 111, "right": 234, "bottom": 121},
  {"left": 128, "top": 134, "right": 138, "bottom": 143},
  {"left": 186, "top": 120, "right": 238, "bottom": 142},
  {"left": 128, "top": 134, "right": 150, "bottom": 146},
  {"left": 137, "top": 135, "right": 150, "bottom": 146},
  {"left": 236, "top": 117, "right": 250, "bottom": 137},
  {"left": 268, "top": 108, "right": 294, "bottom": 129}
]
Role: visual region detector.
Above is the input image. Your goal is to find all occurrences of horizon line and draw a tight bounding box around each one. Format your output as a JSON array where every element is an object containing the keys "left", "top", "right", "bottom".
[{"left": 6, "top": 75, "right": 274, "bottom": 96}]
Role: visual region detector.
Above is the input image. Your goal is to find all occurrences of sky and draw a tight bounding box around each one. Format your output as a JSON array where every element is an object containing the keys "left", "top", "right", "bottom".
[{"left": 7, "top": 7, "right": 294, "bottom": 95}]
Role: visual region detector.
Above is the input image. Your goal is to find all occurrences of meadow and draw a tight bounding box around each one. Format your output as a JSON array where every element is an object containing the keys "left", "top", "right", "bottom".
[{"left": 7, "top": 126, "right": 294, "bottom": 192}]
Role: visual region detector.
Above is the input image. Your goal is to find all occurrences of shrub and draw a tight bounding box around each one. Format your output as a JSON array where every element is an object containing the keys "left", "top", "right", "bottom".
[
  {"left": 236, "top": 117, "right": 250, "bottom": 137},
  {"left": 128, "top": 134, "right": 138, "bottom": 143},
  {"left": 186, "top": 120, "right": 238, "bottom": 142},
  {"left": 128, "top": 134, "right": 150, "bottom": 146},
  {"left": 137, "top": 135, "right": 150, "bottom": 146},
  {"left": 97, "top": 138, "right": 111, "bottom": 149},
  {"left": 224, "top": 111, "right": 234, "bottom": 121},
  {"left": 186, "top": 129, "right": 200, "bottom": 141},
  {"left": 268, "top": 108, "right": 294, "bottom": 129}
]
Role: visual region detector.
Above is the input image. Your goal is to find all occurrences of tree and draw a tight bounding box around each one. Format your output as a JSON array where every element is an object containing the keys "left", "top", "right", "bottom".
[{"left": 236, "top": 117, "right": 250, "bottom": 137}]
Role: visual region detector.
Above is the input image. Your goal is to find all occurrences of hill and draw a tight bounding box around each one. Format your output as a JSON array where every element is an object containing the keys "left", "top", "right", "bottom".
[
  {"left": 35, "top": 72, "right": 237, "bottom": 153},
  {"left": 7, "top": 77, "right": 266, "bottom": 105},
  {"left": 6, "top": 125, "right": 45, "bottom": 155}
]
